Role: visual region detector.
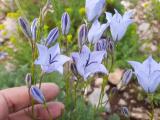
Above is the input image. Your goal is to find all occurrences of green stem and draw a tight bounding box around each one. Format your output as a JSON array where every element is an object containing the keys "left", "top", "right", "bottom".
[
  {"left": 109, "top": 52, "right": 114, "bottom": 73},
  {"left": 44, "top": 102, "right": 52, "bottom": 120},
  {"left": 97, "top": 75, "right": 108, "bottom": 109},
  {"left": 31, "top": 43, "right": 36, "bottom": 84},
  {"left": 15, "top": 0, "right": 26, "bottom": 17},
  {"left": 39, "top": 72, "right": 45, "bottom": 89},
  {"left": 65, "top": 72, "right": 71, "bottom": 105},
  {"left": 97, "top": 51, "right": 114, "bottom": 109},
  {"left": 150, "top": 96, "right": 154, "bottom": 120},
  {"left": 74, "top": 81, "right": 78, "bottom": 107}
]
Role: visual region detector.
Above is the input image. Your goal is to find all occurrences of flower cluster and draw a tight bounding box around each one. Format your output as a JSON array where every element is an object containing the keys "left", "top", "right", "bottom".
[
  {"left": 18, "top": 0, "right": 135, "bottom": 107},
  {"left": 17, "top": 0, "right": 160, "bottom": 119}
]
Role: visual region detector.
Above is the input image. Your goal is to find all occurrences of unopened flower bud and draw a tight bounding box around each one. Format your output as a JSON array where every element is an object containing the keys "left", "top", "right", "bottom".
[
  {"left": 78, "top": 24, "right": 88, "bottom": 49},
  {"left": 18, "top": 17, "right": 32, "bottom": 39},
  {"left": 31, "top": 18, "right": 38, "bottom": 41},
  {"left": 30, "top": 86, "right": 45, "bottom": 104},
  {"left": 25, "top": 73, "right": 32, "bottom": 88},
  {"left": 46, "top": 27, "right": 59, "bottom": 46},
  {"left": 61, "top": 12, "right": 70, "bottom": 35},
  {"left": 122, "top": 69, "right": 133, "bottom": 85},
  {"left": 121, "top": 107, "right": 130, "bottom": 118}
]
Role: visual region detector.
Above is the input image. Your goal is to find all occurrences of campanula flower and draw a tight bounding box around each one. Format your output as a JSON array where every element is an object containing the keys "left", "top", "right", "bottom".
[
  {"left": 18, "top": 17, "right": 32, "bottom": 39},
  {"left": 105, "top": 9, "right": 133, "bottom": 41},
  {"left": 61, "top": 12, "right": 70, "bottom": 35},
  {"left": 45, "top": 27, "right": 59, "bottom": 46},
  {"left": 78, "top": 24, "right": 88, "bottom": 49},
  {"left": 35, "top": 43, "right": 70, "bottom": 74},
  {"left": 128, "top": 56, "right": 160, "bottom": 93},
  {"left": 122, "top": 69, "right": 133, "bottom": 85},
  {"left": 31, "top": 18, "right": 38, "bottom": 40},
  {"left": 30, "top": 86, "right": 45, "bottom": 104},
  {"left": 85, "top": 0, "right": 105, "bottom": 21},
  {"left": 88, "top": 20, "right": 109, "bottom": 44},
  {"left": 71, "top": 45, "right": 108, "bottom": 80}
]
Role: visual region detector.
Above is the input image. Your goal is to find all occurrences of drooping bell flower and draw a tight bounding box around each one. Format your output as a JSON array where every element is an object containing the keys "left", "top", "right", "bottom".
[
  {"left": 30, "top": 86, "right": 45, "bottom": 104},
  {"left": 105, "top": 9, "right": 133, "bottom": 41},
  {"left": 128, "top": 56, "right": 160, "bottom": 93},
  {"left": 85, "top": 0, "right": 105, "bottom": 21},
  {"left": 61, "top": 12, "right": 70, "bottom": 35},
  {"left": 88, "top": 20, "right": 109, "bottom": 44},
  {"left": 78, "top": 24, "right": 88, "bottom": 49},
  {"left": 35, "top": 43, "right": 70, "bottom": 74},
  {"left": 45, "top": 27, "right": 59, "bottom": 46},
  {"left": 71, "top": 45, "right": 108, "bottom": 80}
]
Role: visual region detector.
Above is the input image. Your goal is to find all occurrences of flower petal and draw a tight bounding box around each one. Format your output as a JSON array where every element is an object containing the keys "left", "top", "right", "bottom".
[
  {"left": 90, "top": 51, "right": 106, "bottom": 63},
  {"left": 35, "top": 44, "right": 48, "bottom": 65},
  {"left": 105, "top": 12, "right": 113, "bottom": 22},
  {"left": 85, "top": 0, "right": 105, "bottom": 21},
  {"left": 85, "top": 63, "right": 108, "bottom": 79},
  {"left": 48, "top": 43, "right": 60, "bottom": 57},
  {"left": 55, "top": 55, "right": 71, "bottom": 65}
]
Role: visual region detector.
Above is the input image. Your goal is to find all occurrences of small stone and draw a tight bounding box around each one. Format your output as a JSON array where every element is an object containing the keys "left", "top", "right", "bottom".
[
  {"left": 123, "top": 92, "right": 130, "bottom": 99},
  {"left": 108, "top": 68, "right": 124, "bottom": 85},
  {"left": 94, "top": 78, "right": 103, "bottom": 87},
  {"left": 87, "top": 88, "right": 111, "bottom": 112},
  {"left": 138, "top": 22, "right": 150, "bottom": 33},
  {"left": 131, "top": 107, "right": 149, "bottom": 119},
  {"left": 130, "top": 99, "right": 136, "bottom": 104},
  {"left": 118, "top": 99, "right": 127, "bottom": 106},
  {"left": 152, "top": 26, "right": 159, "bottom": 33}
]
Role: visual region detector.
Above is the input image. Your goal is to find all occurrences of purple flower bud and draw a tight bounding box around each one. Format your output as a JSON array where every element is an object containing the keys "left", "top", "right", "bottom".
[
  {"left": 122, "top": 69, "right": 133, "bottom": 85},
  {"left": 61, "top": 12, "right": 70, "bottom": 35},
  {"left": 106, "top": 37, "right": 114, "bottom": 53},
  {"left": 121, "top": 107, "right": 130, "bottom": 117},
  {"left": 25, "top": 73, "right": 32, "bottom": 88},
  {"left": 18, "top": 17, "right": 32, "bottom": 39},
  {"left": 78, "top": 24, "right": 88, "bottom": 49},
  {"left": 71, "top": 63, "right": 78, "bottom": 76},
  {"left": 30, "top": 86, "right": 45, "bottom": 104},
  {"left": 31, "top": 18, "right": 38, "bottom": 41},
  {"left": 46, "top": 27, "right": 59, "bottom": 46},
  {"left": 94, "top": 39, "right": 107, "bottom": 51}
]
